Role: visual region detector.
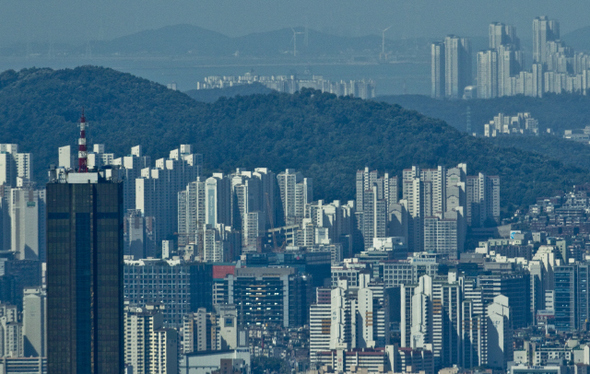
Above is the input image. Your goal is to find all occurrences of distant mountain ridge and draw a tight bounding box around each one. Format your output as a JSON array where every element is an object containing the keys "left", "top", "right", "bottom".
[
  {"left": 90, "top": 24, "right": 233, "bottom": 56},
  {"left": 0, "top": 24, "right": 433, "bottom": 58},
  {"left": 563, "top": 26, "right": 590, "bottom": 52}
]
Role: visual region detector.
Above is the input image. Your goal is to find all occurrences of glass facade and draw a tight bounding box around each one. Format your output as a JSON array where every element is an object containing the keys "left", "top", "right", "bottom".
[
  {"left": 123, "top": 261, "right": 212, "bottom": 328},
  {"left": 46, "top": 180, "right": 123, "bottom": 374}
]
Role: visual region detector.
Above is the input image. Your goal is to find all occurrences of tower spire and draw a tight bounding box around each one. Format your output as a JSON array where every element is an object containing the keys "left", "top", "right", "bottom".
[{"left": 78, "top": 108, "right": 88, "bottom": 172}]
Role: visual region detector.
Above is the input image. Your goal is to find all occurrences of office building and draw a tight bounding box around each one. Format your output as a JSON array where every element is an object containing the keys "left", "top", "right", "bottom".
[
  {"left": 226, "top": 267, "right": 310, "bottom": 329},
  {"left": 553, "top": 263, "right": 590, "bottom": 332},
  {"left": 46, "top": 146, "right": 124, "bottom": 374},
  {"left": 478, "top": 272, "right": 530, "bottom": 328},
  {"left": 22, "top": 288, "right": 45, "bottom": 358},
  {"left": 381, "top": 254, "right": 439, "bottom": 287},
  {"left": 485, "top": 295, "right": 512, "bottom": 370},
  {"left": 124, "top": 259, "right": 212, "bottom": 328}
]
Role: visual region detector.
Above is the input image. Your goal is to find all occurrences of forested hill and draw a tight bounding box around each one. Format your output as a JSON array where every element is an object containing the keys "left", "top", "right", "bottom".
[{"left": 0, "top": 66, "right": 588, "bottom": 213}]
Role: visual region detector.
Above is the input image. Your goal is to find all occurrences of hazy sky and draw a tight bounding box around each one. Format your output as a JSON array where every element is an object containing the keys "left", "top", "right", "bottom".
[{"left": 1, "top": 0, "right": 589, "bottom": 44}]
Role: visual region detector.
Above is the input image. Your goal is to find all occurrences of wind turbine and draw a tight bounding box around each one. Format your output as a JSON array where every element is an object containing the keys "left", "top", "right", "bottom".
[
  {"left": 380, "top": 25, "right": 393, "bottom": 61},
  {"left": 291, "top": 28, "right": 305, "bottom": 57}
]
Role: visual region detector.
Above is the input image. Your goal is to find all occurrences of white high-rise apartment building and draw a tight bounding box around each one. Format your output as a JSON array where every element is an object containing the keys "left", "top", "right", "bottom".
[
  {"left": 309, "top": 298, "right": 331, "bottom": 363},
  {"left": 431, "top": 42, "right": 445, "bottom": 98},
  {"left": 477, "top": 50, "right": 498, "bottom": 99},
  {"left": 0, "top": 144, "right": 32, "bottom": 187},
  {"left": 403, "top": 274, "right": 462, "bottom": 369},
  {"left": 409, "top": 275, "right": 433, "bottom": 349},
  {"left": 231, "top": 171, "right": 265, "bottom": 250},
  {"left": 252, "top": 168, "right": 277, "bottom": 229},
  {"left": 444, "top": 35, "right": 472, "bottom": 99},
  {"left": 9, "top": 187, "right": 40, "bottom": 260},
  {"left": 110, "top": 145, "right": 152, "bottom": 212},
  {"left": 0, "top": 303, "right": 22, "bottom": 358},
  {"left": 125, "top": 306, "right": 163, "bottom": 374},
  {"left": 361, "top": 189, "right": 387, "bottom": 249},
  {"left": 183, "top": 305, "right": 238, "bottom": 354},
  {"left": 13, "top": 153, "right": 32, "bottom": 182},
  {"left": 178, "top": 177, "right": 206, "bottom": 247},
  {"left": 277, "top": 169, "right": 312, "bottom": 226},
  {"left": 423, "top": 217, "right": 459, "bottom": 260},
  {"left": 312, "top": 275, "right": 387, "bottom": 361},
  {"left": 356, "top": 168, "right": 398, "bottom": 249},
  {"left": 136, "top": 145, "right": 202, "bottom": 241},
  {"left": 205, "top": 174, "right": 232, "bottom": 226},
  {"left": 478, "top": 23, "right": 523, "bottom": 99},
  {"left": 330, "top": 279, "right": 354, "bottom": 350},
  {"left": 58, "top": 145, "right": 73, "bottom": 169},
  {"left": 125, "top": 305, "right": 177, "bottom": 374},
  {"left": 149, "top": 329, "right": 177, "bottom": 374},
  {"left": 533, "top": 16, "right": 560, "bottom": 65},
  {"left": 307, "top": 199, "right": 355, "bottom": 254},
  {"left": 202, "top": 223, "right": 235, "bottom": 262},
  {"left": 402, "top": 164, "right": 466, "bottom": 254},
  {"left": 466, "top": 173, "right": 500, "bottom": 227}
]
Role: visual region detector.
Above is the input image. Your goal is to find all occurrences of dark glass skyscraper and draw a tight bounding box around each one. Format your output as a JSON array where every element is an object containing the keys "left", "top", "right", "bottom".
[{"left": 46, "top": 172, "right": 123, "bottom": 374}]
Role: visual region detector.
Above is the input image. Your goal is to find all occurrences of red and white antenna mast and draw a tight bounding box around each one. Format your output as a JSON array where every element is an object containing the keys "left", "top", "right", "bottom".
[{"left": 78, "top": 108, "right": 88, "bottom": 173}]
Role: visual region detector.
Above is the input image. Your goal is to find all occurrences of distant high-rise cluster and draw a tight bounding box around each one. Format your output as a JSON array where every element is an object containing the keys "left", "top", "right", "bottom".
[
  {"left": 0, "top": 129, "right": 523, "bottom": 374},
  {"left": 483, "top": 112, "right": 540, "bottom": 137},
  {"left": 433, "top": 16, "right": 590, "bottom": 99},
  {"left": 477, "top": 22, "right": 523, "bottom": 99},
  {"left": 196, "top": 74, "right": 377, "bottom": 100},
  {"left": 431, "top": 36, "right": 472, "bottom": 99}
]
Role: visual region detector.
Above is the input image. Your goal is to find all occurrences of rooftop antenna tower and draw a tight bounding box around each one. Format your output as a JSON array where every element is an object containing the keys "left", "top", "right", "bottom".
[
  {"left": 380, "top": 26, "right": 393, "bottom": 61},
  {"left": 78, "top": 109, "right": 88, "bottom": 172},
  {"left": 291, "top": 28, "right": 304, "bottom": 57}
]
